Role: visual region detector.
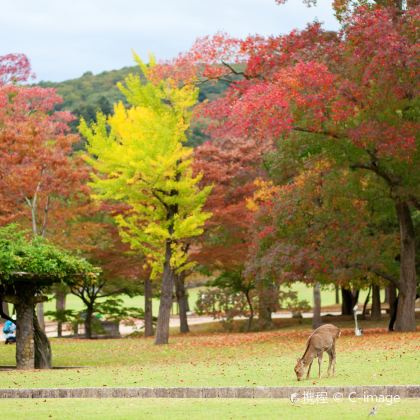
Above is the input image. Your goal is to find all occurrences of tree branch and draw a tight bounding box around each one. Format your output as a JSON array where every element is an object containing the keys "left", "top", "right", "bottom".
[
  {"left": 221, "top": 61, "right": 250, "bottom": 80},
  {"left": 41, "top": 195, "right": 50, "bottom": 238},
  {"left": 369, "top": 268, "right": 400, "bottom": 289},
  {"left": 292, "top": 126, "right": 342, "bottom": 139}
]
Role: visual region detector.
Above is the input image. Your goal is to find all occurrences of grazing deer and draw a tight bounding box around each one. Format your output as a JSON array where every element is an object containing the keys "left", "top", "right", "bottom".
[{"left": 294, "top": 324, "right": 341, "bottom": 381}]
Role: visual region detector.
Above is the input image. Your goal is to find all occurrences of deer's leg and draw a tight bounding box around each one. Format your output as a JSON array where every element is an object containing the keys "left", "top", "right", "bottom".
[
  {"left": 331, "top": 346, "right": 336, "bottom": 376},
  {"left": 317, "top": 352, "right": 323, "bottom": 378},
  {"left": 306, "top": 360, "right": 313, "bottom": 379},
  {"left": 327, "top": 350, "right": 333, "bottom": 377}
]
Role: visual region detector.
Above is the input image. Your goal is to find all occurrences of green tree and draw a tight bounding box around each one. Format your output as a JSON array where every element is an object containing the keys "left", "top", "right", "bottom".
[
  {"left": 0, "top": 224, "right": 97, "bottom": 369},
  {"left": 81, "top": 54, "right": 212, "bottom": 344}
]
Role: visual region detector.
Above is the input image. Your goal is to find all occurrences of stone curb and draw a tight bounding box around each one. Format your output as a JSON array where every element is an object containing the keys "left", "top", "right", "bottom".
[{"left": 0, "top": 386, "right": 419, "bottom": 399}]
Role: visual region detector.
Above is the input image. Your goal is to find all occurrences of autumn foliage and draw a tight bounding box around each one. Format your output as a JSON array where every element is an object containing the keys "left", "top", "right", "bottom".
[{"left": 166, "top": 2, "right": 419, "bottom": 330}]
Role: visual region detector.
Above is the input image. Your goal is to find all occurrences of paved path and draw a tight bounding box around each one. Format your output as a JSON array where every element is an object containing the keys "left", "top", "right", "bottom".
[{"left": 44, "top": 310, "right": 345, "bottom": 338}]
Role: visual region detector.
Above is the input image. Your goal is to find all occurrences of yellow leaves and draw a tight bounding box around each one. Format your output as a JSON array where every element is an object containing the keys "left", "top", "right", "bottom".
[
  {"left": 247, "top": 178, "right": 281, "bottom": 211},
  {"left": 82, "top": 52, "right": 212, "bottom": 278}
]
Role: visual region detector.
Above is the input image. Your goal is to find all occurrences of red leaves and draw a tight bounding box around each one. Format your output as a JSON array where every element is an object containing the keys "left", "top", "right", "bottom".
[
  {"left": 349, "top": 122, "right": 417, "bottom": 160},
  {"left": 0, "top": 54, "right": 87, "bottom": 231},
  {"left": 0, "top": 53, "right": 33, "bottom": 85},
  {"left": 192, "top": 137, "right": 266, "bottom": 270}
]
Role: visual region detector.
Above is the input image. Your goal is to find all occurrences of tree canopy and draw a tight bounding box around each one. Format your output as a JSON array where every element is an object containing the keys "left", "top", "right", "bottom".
[{"left": 0, "top": 224, "right": 98, "bottom": 286}]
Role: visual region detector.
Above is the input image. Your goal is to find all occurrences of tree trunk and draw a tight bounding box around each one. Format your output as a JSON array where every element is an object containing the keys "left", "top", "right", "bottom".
[
  {"left": 175, "top": 273, "right": 190, "bottom": 333},
  {"left": 312, "top": 282, "right": 322, "bottom": 329},
  {"left": 55, "top": 290, "right": 66, "bottom": 338},
  {"left": 362, "top": 286, "right": 371, "bottom": 319},
  {"left": 84, "top": 304, "right": 94, "bottom": 339},
  {"left": 245, "top": 290, "right": 254, "bottom": 332},
  {"left": 34, "top": 311, "right": 52, "bottom": 369},
  {"left": 257, "top": 278, "right": 274, "bottom": 329},
  {"left": 144, "top": 277, "right": 154, "bottom": 337},
  {"left": 394, "top": 202, "right": 417, "bottom": 331},
  {"left": 1, "top": 301, "right": 9, "bottom": 320},
  {"left": 388, "top": 284, "right": 398, "bottom": 331},
  {"left": 15, "top": 284, "right": 35, "bottom": 370},
  {"left": 371, "top": 284, "right": 382, "bottom": 321},
  {"left": 36, "top": 302, "right": 45, "bottom": 331},
  {"left": 341, "top": 287, "right": 359, "bottom": 315},
  {"left": 335, "top": 285, "right": 339, "bottom": 305},
  {"left": 155, "top": 240, "right": 175, "bottom": 345},
  {"left": 384, "top": 286, "right": 390, "bottom": 305}
]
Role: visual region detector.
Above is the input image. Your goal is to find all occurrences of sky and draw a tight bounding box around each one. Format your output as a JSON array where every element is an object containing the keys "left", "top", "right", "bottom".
[{"left": 1, "top": 0, "right": 339, "bottom": 83}]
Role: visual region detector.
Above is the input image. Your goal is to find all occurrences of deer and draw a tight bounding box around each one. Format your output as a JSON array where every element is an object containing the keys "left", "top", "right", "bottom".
[{"left": 294, "top": 323, "right": 341, "bottom": 381}]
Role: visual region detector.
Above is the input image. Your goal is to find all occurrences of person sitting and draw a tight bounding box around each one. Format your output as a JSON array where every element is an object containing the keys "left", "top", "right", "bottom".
[{"left": 3, "top": 319, "right": 16, "bottom": 344}]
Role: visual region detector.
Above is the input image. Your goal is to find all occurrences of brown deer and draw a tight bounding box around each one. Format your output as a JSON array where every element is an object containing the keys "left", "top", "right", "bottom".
[{"left": 294, "top": 324, "right": 341, "bottom": 381}]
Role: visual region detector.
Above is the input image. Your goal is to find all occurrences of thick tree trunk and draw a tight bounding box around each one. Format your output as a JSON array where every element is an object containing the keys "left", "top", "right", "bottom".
[
  {"left": 312, "top": 282, "right": 322, "bottom": 329},
  {"left": 175, "top": 273, "right": 190, "bottom": 333},
  {"left": 371, "top": 284, "right": 382, "bottom": 321},
  {"left": 258, "top": 291, "right": 273, "bottom": 329},
  {"left": 144, "top": 277, "right": 154, "bottom": 337},
  {"left": 341, "top": 287, "right": 359, "bottom": 315},
  {"left": 257, "top": 278, "right": 275, "bottom": 329},
  {"left": 84, "top": 304, "right": 94, "bottom": 339},
  {"left": 155, "top": 240, "right": 175, "bottom": 345},
  {"left": 34, "top": 312, "right": 52, "bottom": 369},
  {"left": 55, "top": 290, "right": 66, "bottom": 338},
  {"left": 335, "top": 285, "right": 340, "bottom": 305},
  {"left": 36, "top": 302, "right": 45, "bottom": 331},
  {"left": 15, "top": 284, "right": 35, "bottom": 370},
  {"left": 394, "top": 202, "right": 417, "bottom": 331}
]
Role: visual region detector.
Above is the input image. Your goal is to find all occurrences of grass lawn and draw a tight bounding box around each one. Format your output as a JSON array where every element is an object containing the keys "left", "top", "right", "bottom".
[
  {"left": 0, "top": 399, "right": 419, "bottom": 420},
  {"left": 40, "top": 287, "right": 203, "bottom": 318},
  {"left": 0, "top": 320, "right": 419, "bottom": 389}
]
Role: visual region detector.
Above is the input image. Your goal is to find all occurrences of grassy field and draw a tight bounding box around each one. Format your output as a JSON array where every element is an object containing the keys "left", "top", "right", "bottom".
[
  {"left": 1, "top": 320, "right": 418, "bottom": 419},
  {"left": 0, "top": 321, "right": 418, "bottom": 389},
  {"left": 0, "top": 399, "right": 419, "bottom": 420}
]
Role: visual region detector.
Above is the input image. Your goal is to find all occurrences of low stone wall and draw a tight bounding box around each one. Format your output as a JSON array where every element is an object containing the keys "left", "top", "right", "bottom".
[{"left": 0, "top": 385, "right": 419, "bottom": 399}]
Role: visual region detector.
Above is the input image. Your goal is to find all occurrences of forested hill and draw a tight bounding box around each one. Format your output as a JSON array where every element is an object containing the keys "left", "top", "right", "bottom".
[{"left": 38, "top": 66, "right": 228, "bottom": 147}]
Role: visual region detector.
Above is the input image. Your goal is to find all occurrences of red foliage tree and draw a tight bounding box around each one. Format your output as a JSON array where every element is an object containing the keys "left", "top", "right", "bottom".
[
  {"left": 172, "top": 3, "right": 418, "bottom": 331},
  {"left": 0, "top": 54, "right": 88, "bottom": 235}
]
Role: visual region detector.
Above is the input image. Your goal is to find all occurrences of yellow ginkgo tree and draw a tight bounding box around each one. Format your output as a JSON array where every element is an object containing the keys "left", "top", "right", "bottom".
[{"left": 80, "top": 54, "right": 212, "bottom": 344}]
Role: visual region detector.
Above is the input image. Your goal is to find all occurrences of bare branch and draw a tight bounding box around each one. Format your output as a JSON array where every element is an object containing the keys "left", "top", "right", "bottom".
[{"left": 41, "top": 195, "right": 50, "bottom": 238}]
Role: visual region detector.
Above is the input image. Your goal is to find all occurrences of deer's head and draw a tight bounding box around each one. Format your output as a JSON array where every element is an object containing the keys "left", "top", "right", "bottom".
[{"left": 294, "top": 358, "right": 305, "bottom": 381}]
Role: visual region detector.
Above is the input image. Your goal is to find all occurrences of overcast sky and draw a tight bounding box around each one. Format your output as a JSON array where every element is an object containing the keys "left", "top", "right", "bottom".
[{"left": 1, "top": 0, "right": 339, "bottom": 82}]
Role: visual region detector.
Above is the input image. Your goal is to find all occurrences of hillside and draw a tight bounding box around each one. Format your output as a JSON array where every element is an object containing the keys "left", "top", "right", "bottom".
[{"left": 39, "top": 66, "right": 229, "bottom": 147}]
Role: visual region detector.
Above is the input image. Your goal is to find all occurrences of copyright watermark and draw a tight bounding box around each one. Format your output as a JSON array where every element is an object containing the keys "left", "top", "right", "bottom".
[{"left": 290, "top": 391, "right": 401, "bottom": 405}]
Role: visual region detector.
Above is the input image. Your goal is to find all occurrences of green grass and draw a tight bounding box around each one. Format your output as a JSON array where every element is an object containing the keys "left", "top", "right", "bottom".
[
  {"left": 0, "top": 399, "right": 419, "bottom": 420},
  {"left": 0, "top": 325, "right": 418, "bottom": 389},
  {"left": 40, "top": 287, "right": 203, "bottom": 318},
  {"left": 287, "top": 282, "right": 385, "bottom": 309}
]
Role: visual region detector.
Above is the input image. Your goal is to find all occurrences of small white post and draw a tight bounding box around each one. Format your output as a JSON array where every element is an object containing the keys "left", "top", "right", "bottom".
[{"left": 353, "top": 304, "right": 363, "bottom": 336}]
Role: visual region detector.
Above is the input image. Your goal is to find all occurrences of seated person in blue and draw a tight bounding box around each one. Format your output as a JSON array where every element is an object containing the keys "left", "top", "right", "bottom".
[{"left": 3, "top": 319, "right": 16, "bottom": 344}]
